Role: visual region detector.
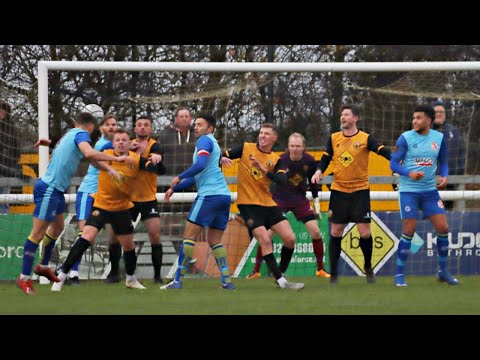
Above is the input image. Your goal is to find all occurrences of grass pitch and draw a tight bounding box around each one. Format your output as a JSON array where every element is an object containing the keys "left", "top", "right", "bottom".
[{"left": 1, "top": 275, "right": 479, "bottom": 315}]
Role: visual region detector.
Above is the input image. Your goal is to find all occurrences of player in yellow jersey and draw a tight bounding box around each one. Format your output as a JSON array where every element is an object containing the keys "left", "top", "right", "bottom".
[
  {"left": 311, "top": 104, "right": 391, "bottom": 285},
  {"left": 52, "top": 129, "right": 166, "bottom": 292},
  {"left": 223, "top": 123, "right": 304, "bottom": 290},
  {"left": 104, "top": 115, "right": 166, "bottom": 284}
]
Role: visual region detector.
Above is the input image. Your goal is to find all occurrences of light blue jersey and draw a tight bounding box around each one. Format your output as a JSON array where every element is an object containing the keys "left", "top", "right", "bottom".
[
  {"left": 77, "top": 136, "right": 113, "bottom": 194},
  {"left": 391, "top": 129, "right": 447, "bottom": 192},
  {"left": 41, "top": 128, "right": 91, "bottom": 192},
  {"left": 193, "top": 134, "right": 230, "bottom": 197}
]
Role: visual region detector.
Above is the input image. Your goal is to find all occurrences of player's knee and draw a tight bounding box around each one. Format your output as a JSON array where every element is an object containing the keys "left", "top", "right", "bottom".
[
  {"left": 436, "top": 226, "right": 449, "bottom": 234},
  {"left": 283, "top": 236, "right": 296, "bottom": 249}
]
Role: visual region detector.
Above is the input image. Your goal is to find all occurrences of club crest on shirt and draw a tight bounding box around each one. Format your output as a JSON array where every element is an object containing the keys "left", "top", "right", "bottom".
[
  {"left": 353, "top": 142, "right": 361, "bottom": 149},
  {"left": 431, "top": 142, "right": 438, "bottom": 150},
  {"left": 289, "top": 173, "right": 303, "bottom": 186}
]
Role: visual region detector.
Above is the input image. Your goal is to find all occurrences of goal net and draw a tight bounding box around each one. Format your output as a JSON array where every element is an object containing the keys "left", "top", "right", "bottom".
[
  {"left": 1, "top": 61, "right": 479, "bottom": 283},
  {"left": 0, "top": 77, "right": 39, "bottom": 279}
]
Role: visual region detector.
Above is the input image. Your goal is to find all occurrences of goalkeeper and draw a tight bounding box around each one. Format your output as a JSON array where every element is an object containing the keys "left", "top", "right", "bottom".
[{"left": 247, "top": 133, "right": 330, "bottom": 279}]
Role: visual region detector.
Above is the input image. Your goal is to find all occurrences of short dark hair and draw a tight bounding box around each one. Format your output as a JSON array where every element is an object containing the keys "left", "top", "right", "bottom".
[
  {"left": 135, "top": 115, "right": 153, "bottom": 125},
  {"left": 414, "top": 104, "right": 435, "bottom": 122},
  {"left": 261, "top": 122, "right": 278, "bottom": 135},
  {"left": 114, "top": 128, "right": 130, "bottom": 138},
  {"left": 76, "top": 112, "right": 97, "bottom": 125},
  {"left": 340, "top": 103, "right": 360, "bottom": 117},
  {"left": 196, "top": 113, "right": 216, "bottom": 129}
]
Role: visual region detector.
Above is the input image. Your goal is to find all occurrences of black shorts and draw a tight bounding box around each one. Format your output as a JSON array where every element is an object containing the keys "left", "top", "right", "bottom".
[
  {"left": 328, "top": 189, "right": 371, "bottom": 224},
  {"left": 238, "top": 204, "right": 286, "bottom": 232},
  {"left": 86, "top": 207, "right": 134, "bottom": 235},
  {"left": 130, "top": 200, "right": 160, "bottom": 221}
]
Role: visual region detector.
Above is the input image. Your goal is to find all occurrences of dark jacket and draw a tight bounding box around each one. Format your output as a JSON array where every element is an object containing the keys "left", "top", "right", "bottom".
[
  {"left": 157, "top": 124, "right": 196, "bottom": 176},
  {"left": 435, "top": 122, "right": 466, "bottom": 175}
]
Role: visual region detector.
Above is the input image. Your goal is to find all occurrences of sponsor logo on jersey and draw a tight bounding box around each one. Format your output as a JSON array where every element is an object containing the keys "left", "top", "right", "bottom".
[{"left": 413, "top": 158, "right": 433, "bottom": 166}]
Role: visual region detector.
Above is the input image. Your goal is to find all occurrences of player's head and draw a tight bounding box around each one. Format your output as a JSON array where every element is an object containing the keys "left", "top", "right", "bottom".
[
  {"left": 288, "top": 132, "right": 306, "bottom": 160},
  {"left": 134, "top": 115, "right": 154, "bottom": 140},
  {"left": 413, "top": 104, "right": 435, "bottom": 134},
  {"left": 75, "top": 112, "right": 98, "bottom": 134},
  {"left": 258, "top": 122, "right": 278, "bottom": 150},
  {"left": 194, "top": 113, "right": 216, "bottom": 138},
  {"left": 99, "top": 113, "right": 118, "bottom": 140},
  {"left": 340, "top": 103, "right": 360, "bottom": 130},
  {"left": 112, "top": 128, "right": 131, "bottom": 155}
]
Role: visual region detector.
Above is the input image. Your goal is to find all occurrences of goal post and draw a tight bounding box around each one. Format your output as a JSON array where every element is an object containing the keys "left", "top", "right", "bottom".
[
  {"left": 37, "top": 60, "right": 480, "bottom": 175},
  {"left": 1, "top": 59, "right": 479, "bottom": 281}
]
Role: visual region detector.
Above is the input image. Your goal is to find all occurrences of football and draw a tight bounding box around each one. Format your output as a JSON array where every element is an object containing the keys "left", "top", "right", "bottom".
[{"left": 81, "top": 104, "right": 104, "bottom": 120}]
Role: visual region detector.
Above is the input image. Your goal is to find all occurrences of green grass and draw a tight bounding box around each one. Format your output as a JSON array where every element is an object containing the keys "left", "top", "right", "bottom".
[{"left": 2, "top": 276, "right": 480, "bottom": 315}]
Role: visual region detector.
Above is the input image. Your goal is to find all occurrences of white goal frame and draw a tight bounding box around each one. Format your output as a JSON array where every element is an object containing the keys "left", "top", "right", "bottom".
[{"left": 12, "top": 60, "right": 480, "bottom": 204}]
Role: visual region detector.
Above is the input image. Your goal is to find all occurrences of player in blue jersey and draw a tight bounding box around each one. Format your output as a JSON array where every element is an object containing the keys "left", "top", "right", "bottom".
[
  {"left": 61, "top": 114, "right": 117, "bottom": 285},
  {"left": 160, "top": 113, "right": 235, "bottom": 290},
  {"left": 390, "top": 104, "right": 459, "bottom": 287},
  {"left": 17, "top": 111, "right": 129, "bottom": 295}
]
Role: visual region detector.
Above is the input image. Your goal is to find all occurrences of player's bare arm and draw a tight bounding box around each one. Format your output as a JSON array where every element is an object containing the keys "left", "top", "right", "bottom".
[{"left": 35, "top": 138, "right": 52, "bottom": 148}]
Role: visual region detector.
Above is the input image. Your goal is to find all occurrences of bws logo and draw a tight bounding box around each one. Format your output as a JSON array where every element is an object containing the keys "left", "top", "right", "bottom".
[
  {"left": 413, "top": 158, "right": 433, "bottom": 166},
  {"left": 249, "top": 166, "right": 264, "bottom": 180},
  {"left": 338, "top": 150, "right": 355, "bottom": 168},
  {"left": 111, "top": 170, "right": 128, "bottom": 186},
  {"left": 340, "top": 212, "right": 398, "bottom": 276}
]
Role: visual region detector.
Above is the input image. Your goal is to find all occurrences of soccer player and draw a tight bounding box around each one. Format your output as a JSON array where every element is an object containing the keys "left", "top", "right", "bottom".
[
  {"left": 160, "top": 113, "right": 235, "bottom": 290},
  {"left": 17, "top": 112, "right": 129, "bottom": 295},
  {"left": 52, "top": 129, "right": 166, "bottom": 292},
  {"left": 105, "top": 115, "right": 166, "bottom": 284},
  {"left": 61, "top": 113, "right": 118, "bottom": 285},
  {"left": 390, "top": 104, "right": 459, "bottom": 287},
  {"left": 222, "top": 123, "right": 304, "bottom": 290},
  {"left": 247, "top": 132, "right": 330, "bottom": 279},
  {"left": 311, "top": 104, "right": 391, "bottom": 285}
]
